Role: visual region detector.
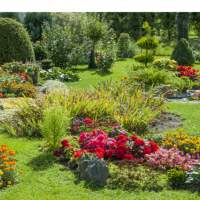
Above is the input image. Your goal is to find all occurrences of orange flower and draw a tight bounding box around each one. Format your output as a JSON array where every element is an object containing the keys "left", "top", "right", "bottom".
[
  {"left": 4, "top": 167, "right": 15, "bottom": 171},
  {"left": 1, "top": 155, "right": 8, "bottom": 161},
  {"left": 9, "top": 150, "right": 16, "bottom": 156}
]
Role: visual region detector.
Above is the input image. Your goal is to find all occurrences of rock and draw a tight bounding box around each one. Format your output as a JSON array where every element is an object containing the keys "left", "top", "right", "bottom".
[{"left": 39, "top": 80, "right": 69, "bottom": 94}]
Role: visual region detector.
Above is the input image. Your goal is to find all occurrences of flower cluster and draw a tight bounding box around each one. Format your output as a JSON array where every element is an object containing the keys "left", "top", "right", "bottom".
[
  {"left": 0, "top": 144, "right": 16, "bottom": 188},
  {"left": 78, "top": 129, "right": 159, "bottom": 160},
  {"left": 177, "top": 66, "right": 199, "bottom": 79},
  {"left": 145, "top": 147, "right": 199, "bottom": 171},
  {"left": 162, "top": 131, "right": 200, "bottom": 156}
]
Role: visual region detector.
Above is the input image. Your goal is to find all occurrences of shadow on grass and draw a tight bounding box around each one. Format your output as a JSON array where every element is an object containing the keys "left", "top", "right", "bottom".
[{"left": 28, "top": 152, "right": 56, "bottom": 171}]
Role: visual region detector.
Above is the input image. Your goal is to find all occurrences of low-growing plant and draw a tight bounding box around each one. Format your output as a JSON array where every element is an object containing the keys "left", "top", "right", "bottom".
[
  {"left": 107, "top": 163, "right": 163, "bottom": 191},
  {"left": 0, "top": 144, "right": 17, "bottom": 188},
  {"left": 145, "top": 147, "right": 198, "bottom": 171},
  {"left": 167, "top": 168, "right": 187, "bottom": 189},
  {"left": 162, "top": 129, "right": 200, "bottom": 155},
  {"left": 153, "top": 58, "right": 177, "bottom": 71}
]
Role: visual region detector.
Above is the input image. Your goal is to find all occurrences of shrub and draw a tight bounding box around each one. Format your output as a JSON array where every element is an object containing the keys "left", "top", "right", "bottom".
[
  {"left": 0, "top": 18, "right": 35, "bottom": 64},
  {"left": 33, "top": 41, "right": 48, "bottom": 61},
  {"left": 41, "top": 59, "right": 54, "bottom": 70},
  {"left": 145, "top": 147, "right": 198, "bottom": 171},
  {"left": 171, "top": 38, "right": 194, "bottom": 66},
  {"left": 41, "top": 106, "right": 71, "bottom": 149},
  {"left": 0, "top": 98, "right": 43, "bottom": 137},
  {"left": 107, "top": 163, "right": 163, "bottom": 191},
  {"left": 167, "top": 169, "right": 187, "bottom": 189},
  {"left": 186, "top": 164, "right": 200, "bottom": 190},
  {"left": 153, "top": 58, "right": 177, "bottom": 71},
  {"left": 0, "top": 144, "right": 17, "bottom": 188},
  {"left": 40, "top": 67, "right": 79, "bottom": 82},
  {"left": 95, "top": 49, "right": 115, "bottom": 72},
  {"left": 117, "top": 33, "right": 131, "bottom": 58},
  {"left": 134, "top": 53, "right": 154, "bottom": 64},
  {"left": 162, "top": 130, "right": 200, "bottom": 155}
]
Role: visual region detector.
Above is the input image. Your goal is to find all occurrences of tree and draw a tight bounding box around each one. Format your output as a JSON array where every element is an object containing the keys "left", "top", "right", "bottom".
[
  {"left": 134, "top": 22, "right": 159, "bottom": 66},
  {"left": 176, "top": 13, "right": 189, "bottom": 40},
  {"left": 160, "top": 13, "right": 176, "bottom": 41},
  {"left": 117, "top": 33, "right": 131, "bottom": 58},
  {"left": 86, "top": 18, "right": 107, "bottom": 68},
  {"left": 24, "top": 13, "right": 52, "bottom": 42},
  {"left": 171, "top": 38, "right": 194, "bottom": 66}
]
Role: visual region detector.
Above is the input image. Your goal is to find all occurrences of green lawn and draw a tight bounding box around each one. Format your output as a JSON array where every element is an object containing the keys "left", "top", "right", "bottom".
[
  {"left": 0, "top": 133, "right": 200, "bottom": 200},
  {"left": 167, "top": 102, "right": 200, "bottom": 135},
  {"left": 67, "top": 59, "right": 135, "bottom": 89}
]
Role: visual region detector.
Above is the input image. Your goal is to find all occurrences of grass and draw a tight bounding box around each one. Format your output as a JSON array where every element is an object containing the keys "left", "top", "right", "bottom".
[
  {"left": 67, "top": 58, "right": 135, "bottom": 89},
  {"left": 167, "top": 102, "right": 200, "bottom": 135},
  {"left": 0, "top": 133, "right": 200, "bottom": 200}
]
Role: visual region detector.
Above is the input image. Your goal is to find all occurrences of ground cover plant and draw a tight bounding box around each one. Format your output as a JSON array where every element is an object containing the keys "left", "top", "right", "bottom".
[{"left": 1, "top": 12, "right": 200, "bottom": 200}]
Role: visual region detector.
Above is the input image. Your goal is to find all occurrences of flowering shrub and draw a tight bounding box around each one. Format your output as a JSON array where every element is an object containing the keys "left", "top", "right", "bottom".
[
  {"left": 145, "top": 147, "right": 199, "bottom": 171},
  {"left": 0, "top": 144, "right": 17, "bottom": 188},
  {"left": 162, "top": 130, "right": 200, "bottom": 156},
  {"left": 78, "top": 130, "right": 158, "bottom": 160},
  {"left": 177, "top": 66, "right": 199, "bottom": 80}
]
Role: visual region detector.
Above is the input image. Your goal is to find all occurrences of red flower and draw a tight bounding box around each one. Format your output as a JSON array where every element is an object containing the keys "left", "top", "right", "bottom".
[
  {"left": 53, "top": 150, "right": 61, "bottom": 157},
  {"left": 73, "top": 149, "right": 86, "bottom": 159},
  {"left": 149, "top": 141, "right": 159, "bottom": 152},
  {"left": 123, "top": 153, "right": 134, "bottom": 160},
  {"left": 0, "top": 92, "right": 4, "bottom": 98},
  {"left": 130, "top": 134, "right": 137, "bottom": 141},
  {"left": 83, "top": 117, "right": 93, "bottom": 124},
  {"left": 61, "top": 139, "right": 70, "bottom": 148},
  {"left": 95, "top": 147, "right": 105, "bottom": 159},
  {"left": 143, "top": 146, "right": 152, "bottom": 155},
  {"left": 134, "top": 138, "right": 144, "bottom": 146}
]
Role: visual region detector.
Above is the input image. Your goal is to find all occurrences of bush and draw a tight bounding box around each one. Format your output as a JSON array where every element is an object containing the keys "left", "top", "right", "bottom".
[
  {"left": 1, "top": 62, "right": 40, "bottom": 85},
  {"left": 41, "top": 106, "right": 71, "bottom": 149},
  {"left": 117, "top": 33, "right": 131, "bottom": 58},
  {"left": 108, "top": 164, "right": 163, "bottom": 191},
  {"left": 162, "top": 130, "right": 200, "bottom": 155},
  {"left": 134, "top": 53, "right": 154, "bottom": 64},
  {"left": 0, "top": 18, "right": 35, "bottom": 64},
  {"left": 153, "top": 58, "right": 177, "bottom": 71},
  {"left": 33, "top": 41, "right": 48, "bottom": 61},
  {"left": 1, "top": 98, "right": 42, "bottom": 137},
  {"left": 40, "top": 67, "right": 79, "bottom": 82},
  {"left": 41, "top": 59, "right": 54, "bottom": 70},
  {"left": 95, "top": 50, "right": 115, "bottom": 72},
  {"left": 186, "top": 164, "right": 200, "bottom": 190},
  {"left": 0, "top": 144, "right": 17, "bottom": 188},
  {"left": 171, "top": 38, "right": 194, "bottom": 66},
  {"left": 167, "top": 169, "right": 187, "bottom": 189}
]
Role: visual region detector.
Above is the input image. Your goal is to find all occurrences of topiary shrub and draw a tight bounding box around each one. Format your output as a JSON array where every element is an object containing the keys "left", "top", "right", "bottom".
[
  {"left": 171, "top": 38, "right": 194, "bottom": 66},
  {"left": 117, "top": 33, "right": 131, "bottom": 58},
  {"left": 0, "top": 18, "right": 35, "bottom": 64}
]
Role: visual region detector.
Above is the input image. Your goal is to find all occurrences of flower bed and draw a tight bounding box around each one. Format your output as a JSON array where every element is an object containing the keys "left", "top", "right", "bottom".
[
  {"left": 177, "top": 66, "right": 199, "bottom": 80},
  {"left": 0, "top": 144, "right": 17, "bottom": 188}
]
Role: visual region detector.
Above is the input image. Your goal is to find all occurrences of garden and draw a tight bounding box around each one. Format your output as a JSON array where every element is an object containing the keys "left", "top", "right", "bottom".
[{"left": 1, "top": 12, "right": 200, "bottom": 200}]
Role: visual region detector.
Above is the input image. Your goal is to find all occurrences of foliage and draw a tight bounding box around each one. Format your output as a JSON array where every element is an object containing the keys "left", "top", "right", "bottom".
[
  {"left": 145, "top": 147, "right": 199, "bottom": 171},
  {"left": 1, "top": 98, "right": 43, "bottom": 137},
  {"left": 41, "top": 59, "right": 54, "bottom": 70},
  {"left": 42, "top": 13, "right": 90, "bottom": 68},
  {"left": 41, "top": 105, "right": 71, "bottom": 149},
  {"left": 134, "top": 53, "right": 154, "bottom": 65},
  {"left": 1, "top": 62, "right": 40, "bottom": 85},
  {"left": 171, "top": 38, "right": 194, "bottom": 66},
  {"left": 78, "top": 154, "right": 109, "bottom": 187},
  {"left": 176, "top": 13, "right": 189, "bottom": 40},
  {"left": 33, "top": 41, "right": 48, "bottom": 61},
  {"left": 40, "top": 67, "right": 79, "bottom": 82},
  {"left": 186, "top": 164, "right": 200, "bottom": 190},
  {"left": 0, "top": 144, "right": 17, "bottom": 188},
  {"left": 167, "top": 168, "right": 187, "bottom": 189},
  {"left": 162, "top": 130, "right": 200, "bottom": 155},
  {"left": 0, "top": 18, "right": 35, "bottom": 65},
  {"left": 153, "top": 58, "right": 177, "bottom": 71},
  {"left": 0, "top": 80, "right": 37, "bottom": 98},
  {"left": 107, "top": 163, "right": 163, "bottom": 191},
  {"left": 24, "top": 12, "right": 52, "bottom": 42},
  {"left": 117, "top": 33, "right": 131, "bottom": 58}
]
